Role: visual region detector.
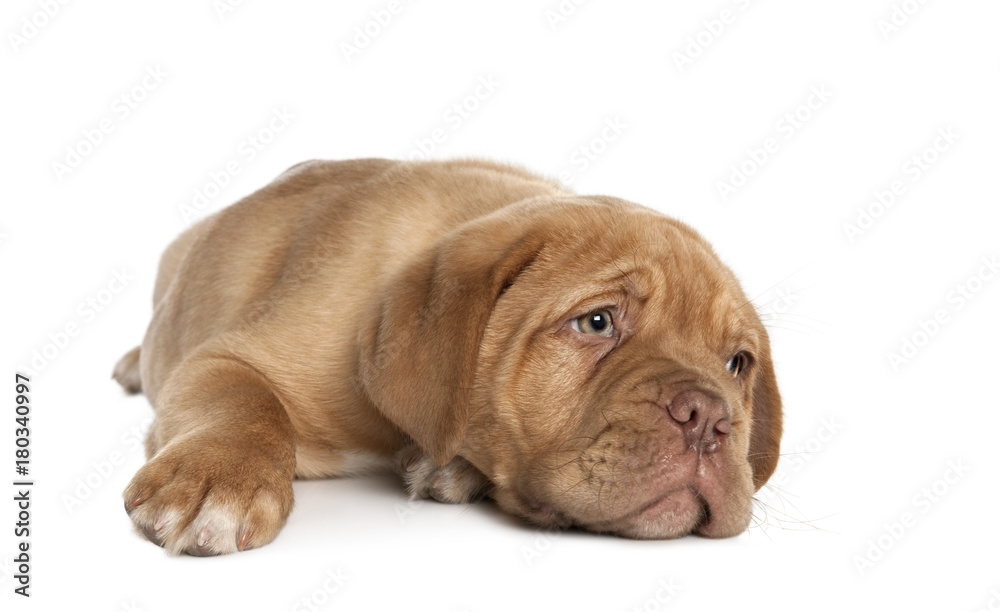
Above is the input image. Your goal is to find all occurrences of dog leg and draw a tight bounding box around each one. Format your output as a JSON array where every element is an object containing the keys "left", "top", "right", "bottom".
[
  {"left": 112, "top": 346, "right": 143, "bottom": 394},
  {"left": 396, "top": 445, "right": 491, "bottom": 504},
  {"left": 123, "top": 356, "right": 296, "bottom": 555}
]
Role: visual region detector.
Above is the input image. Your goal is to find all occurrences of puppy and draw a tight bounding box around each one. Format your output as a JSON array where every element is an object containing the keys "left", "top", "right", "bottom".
[{"left": 114, "top": 158, "right": 782, "bottom": 555}]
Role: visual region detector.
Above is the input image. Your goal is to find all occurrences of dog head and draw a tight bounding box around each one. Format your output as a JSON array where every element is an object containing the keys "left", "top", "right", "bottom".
[{"left": 358, "top": 195, "right": 781, "bottom": 538}]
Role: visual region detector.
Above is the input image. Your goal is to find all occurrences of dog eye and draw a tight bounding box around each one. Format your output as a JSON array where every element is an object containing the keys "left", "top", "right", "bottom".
[
  {"left": 726, "top": 352, "right": 749, "bottom": 377},
  {"left": 572, "top": 309, "right": 615, "bottom": 337}
]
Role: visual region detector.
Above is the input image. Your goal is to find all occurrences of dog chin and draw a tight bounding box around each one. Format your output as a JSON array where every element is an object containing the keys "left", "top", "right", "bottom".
[
  {"left": 500, "top": 477, "right": 752, "bottom": 540},
  {"left": 563, "top": 486, "right": 705, "bottom": 540}
]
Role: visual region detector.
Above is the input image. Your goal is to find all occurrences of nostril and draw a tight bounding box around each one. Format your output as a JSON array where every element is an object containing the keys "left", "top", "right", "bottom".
[
  {"left": 667, "top": 390, "right": 713, "bottom": 427},
  {"left": 666, "top": 389, "right": 730, "bottom": 451},
  {"left": 714, "top": 417, "right": 731, "bottom": 436},
  {"left": 667, "top": 396, "right": 694, "bottom": 425}
]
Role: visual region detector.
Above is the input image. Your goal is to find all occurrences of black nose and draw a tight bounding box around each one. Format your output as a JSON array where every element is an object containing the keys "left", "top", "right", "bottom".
[{"left": 666, "top": 389, "right": 731, "bottom": 452}]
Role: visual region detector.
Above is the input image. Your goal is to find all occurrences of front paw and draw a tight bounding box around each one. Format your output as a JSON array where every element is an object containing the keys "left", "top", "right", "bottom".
[
  {"left": 396, "top": 445, "right": 491, "bottom": 503},
  {"left": 123, "top": 438, "right": 294, "bottom": 555}
]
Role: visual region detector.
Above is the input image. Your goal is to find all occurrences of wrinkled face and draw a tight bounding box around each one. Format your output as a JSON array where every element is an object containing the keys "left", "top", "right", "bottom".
[{"left": 460, "top": 212, "right": 777, "bottom": 539}]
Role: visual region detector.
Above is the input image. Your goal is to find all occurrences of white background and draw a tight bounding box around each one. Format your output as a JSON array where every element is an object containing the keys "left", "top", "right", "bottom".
[{"left": 3, "top": 0, "right": 999, "bottom": 610}]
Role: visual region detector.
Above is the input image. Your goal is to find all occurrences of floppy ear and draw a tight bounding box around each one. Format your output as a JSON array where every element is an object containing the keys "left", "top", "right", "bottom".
[
  {"left": 357, "top": 212, "right": 544, "bottom": 466},
  {"left": 748, "top": 333, "right": 783, "bottom": 491}
]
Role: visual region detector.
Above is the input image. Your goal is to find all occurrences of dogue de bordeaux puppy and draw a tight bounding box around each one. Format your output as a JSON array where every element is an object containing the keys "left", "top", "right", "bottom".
[{"left": 114, "top": 158, "right": 782, "bottom": 555}]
